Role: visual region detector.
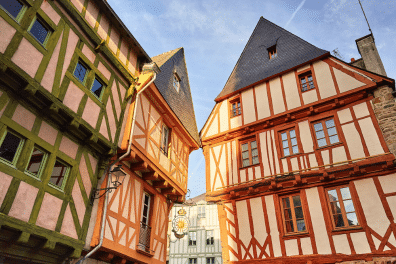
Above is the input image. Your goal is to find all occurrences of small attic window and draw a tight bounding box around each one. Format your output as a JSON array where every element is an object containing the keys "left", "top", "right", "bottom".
[
  {"left": 173, "top": 73, "right": 180, "bottom": 92},
  {"left": 268, "top": 45, "right": 277, "bottom": 60}
]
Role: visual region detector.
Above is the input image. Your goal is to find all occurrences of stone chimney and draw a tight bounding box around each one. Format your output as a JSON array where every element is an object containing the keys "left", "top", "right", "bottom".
[{"left": 355, "top": 34, "right": 387, "bottom": 76}]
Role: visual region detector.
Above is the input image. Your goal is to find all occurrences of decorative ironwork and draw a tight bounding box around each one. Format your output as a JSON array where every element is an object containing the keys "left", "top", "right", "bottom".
[
  {"left": 90, "top": 165, "right": 126, "bottom": 205},
  {"left": 138, "top": 221, "right": 152, "bottom": 252}
]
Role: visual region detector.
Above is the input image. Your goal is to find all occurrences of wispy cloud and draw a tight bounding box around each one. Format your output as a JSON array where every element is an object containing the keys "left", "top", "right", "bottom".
[{"left": 285, "top": 0, "right": 306, "bottom": 28}]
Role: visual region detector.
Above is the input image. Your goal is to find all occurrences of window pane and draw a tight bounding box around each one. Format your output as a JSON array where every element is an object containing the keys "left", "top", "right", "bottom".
[
  {"left": 242, "top": 151, "right": 249, "bottom": 159},
  {"left": 315, "top": 130, "right": 325, "bottom": 139},
  {"left": 325, "top": 119, "right": 335, "bottom": 128},
  {"left": 252, "top": 156, "right": 259, "bottom": 165},
  {"left": 343, "top": 200, "right": 355, "bottom": 213},
  {"left": 327, "top": 127, "right": 337, "bottom": 136},
  {"left": 281, "top": 132, "right": 287, "bottom": 141},
  {"left": 292, "top": 196, "right": 301, "bottom": 207},
  {"left": 317, "top": 138, "right": 327, "bottom": 147},
  {"left": 91, "top": 78, "right": 104, "bottom": 98},
  {"left": 289, "top": 130, "right": 296, "bottom": 138},
  {"left": 292, "top": 145, "right": 299, "bottom": 154},
  {"left": 282, "top": 140, "right": 289, "bottom": 148},
  {"left": 307, "top": 75, "right": 313, "bottom": 81},
  {"left": 296, "top": 219, "right": 306, "bottom": 231},
  {"left": 314, "top": 123, "right": 323, "bottom": 131},
  {"left": 291, "top": 138, "right": 297, "bottom": 146},
  {"left": 49, "top": 160, "right": 68, "bottom": 188},
  {"left": 74, "top": 62, "right": 88, "bottom": 83},
  {"left": 0, "top": 0, "right": 23, "bottom": 18},
  {"left": 30, "top": 18, "right": 49, "bottom": 45},
  {"left": 283, "top": 148, "right": 290, "bottom": 156},
  {"left": 329, "top": 135, "right": 339, "bottom": 144},
  {"left": 295, "top": 207, "right": 304, "bottom": 219},
  {"left": 327, "top": 189, "right": 338, "bottom": 201},
  {"left": 0, "top": 132, "right": 22, "bottom": 163},
  {"left": 309, "top": 81, "right": 315, "bottom": 89},
  {"left": 241, "top": 143, "right": 248, "bottom": 152},
  {"left": 26, "top": 148, "right": 45, "bottom": 176},
  {"left": 346, "top": 213, "right": 359, "bottom": 226},
  {"left": 302, "top": 84, "right": 308, "bottom": 91},
  {"left": 242, "top": 159, "right": 250, "bottom": 167},
  {"left": 334, "top": 214, "right": 345, "bottom": 227},
  {"left": 300, "top": 78, "right": 306, "bottom": 84},
  {"left": 340, "top": 187, "right": 351, "bottom": 200},
  {"left": 285, "top": 220, "right": 294, "bottom": 233},
  {"left": 250, "top": 141, "right": 257, "bottom": 149},
  {"left": 251, "top": 148, "right": 258, "bottom": 157},
  {"left": 330, "top": 202, "right": 342, "bottom": 214},
  {"left": 284, "top": 209, "right": 292, "bottom": 220},
  {"left": 282, "top": 197, "right": 290, "bottom": 208}
]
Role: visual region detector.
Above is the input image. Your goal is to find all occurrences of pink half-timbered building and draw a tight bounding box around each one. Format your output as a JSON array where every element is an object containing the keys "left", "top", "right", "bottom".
[{"left": 201, "top": 17, "right": 396, "bottom": 264}]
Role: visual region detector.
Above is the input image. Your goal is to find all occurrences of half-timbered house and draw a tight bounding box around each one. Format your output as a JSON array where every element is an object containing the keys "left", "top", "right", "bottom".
[{"left": 201, "top": 17, "right": 396, "bottom": 264}]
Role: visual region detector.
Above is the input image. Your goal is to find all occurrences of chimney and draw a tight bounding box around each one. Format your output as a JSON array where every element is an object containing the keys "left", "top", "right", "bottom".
[{"left": 355, "top": 34, "right": 387, "bottom": 76}]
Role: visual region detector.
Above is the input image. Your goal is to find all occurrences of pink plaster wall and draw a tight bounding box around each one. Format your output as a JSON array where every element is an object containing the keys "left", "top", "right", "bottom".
[
  {"left": 88, "top": 153, "right": 97, "bottom": 174},
  {"left": 41, "top": 1, "right": 61, "bottom": 25},
  {"left": 98, "top": 61, "right": 111, "bottom": 80},
  {"left": 128, "top": 50, "right": 137, "bottom": 74},
  {"left": 119, "top": 40, "right": 128, "bottom": 65},
  {"left": 97, "top": 15, "right": 109, "bottom": 41},
  {"left": 79, "top": 156, "right": 92, "bottom": 196},
  {"left": 108, "top": 28, "right": 120, "bottom": 55},
  {"left": 60, "top": 29, "right": 79, "bottom": 86},
  {"left": 70, "top": 0, "right": 84, "bottom": 13},
  {"left": 82, "top": 98, "right": 100, "bottom": 128},
  {"left": 111, "top": 82, "right": 121, "bottom": 119},
  {"left": 38, "top": 121, "right": 58, "bottom": 145},
  {"left": 59, "top": 136, "right": 78, "bottom": 159},
  {"left": 85, "top": 0, "right": 99, "bottom": 28},
  {"left": 99, "top": 116, "right": 109, "bottom": 140},
  {"left": 0, "top": 101, "right": 8, "bottom": 118},
  {"left": 82, "top": 44, "right": 95, "bottom": 64},
  {"left": 60, "top": 204, "right": 78, "bottom": 239},
  {"left": 106, "top": 99, "right": 117, "bottom": 139},
  {"left": 63, "top": 82, "right": 84, "bottom": 113},
  {"left": 12, "top": 104, "right": 36, "bottom": 131},
  {"left": 8, "top": 181, "right": 39, "bottom": 222},
  {"left": 36, "top": 192, "right": 63, "bottom": 230},
  {"left": 72, "top": 180, "right": 86, "bottom": 225},
  {"left": 0, "top": 17, "right": 16, "bottom": 53},
  {"left": 41, "top": 32, "right": 63, "bottom": 92},
  {"left": 0, "top": 172, "right": 12, "bottom": 207},
  {"left": 11, "top": 38, "right": 44, "bottom": 78}
]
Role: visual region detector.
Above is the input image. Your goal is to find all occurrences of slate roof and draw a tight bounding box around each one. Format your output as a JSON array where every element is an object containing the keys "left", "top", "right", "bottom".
[
  {"left": 215, "top": 17, "right": 329, "bottom": 101},
  {"left": 152, "top": 48, "right": 200, "bottom": 146}
]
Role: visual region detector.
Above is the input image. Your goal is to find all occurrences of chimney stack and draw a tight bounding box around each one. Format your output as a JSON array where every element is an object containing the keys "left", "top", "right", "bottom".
[{"left": 355, "top": 34, "right": 387, "bottom": 76}]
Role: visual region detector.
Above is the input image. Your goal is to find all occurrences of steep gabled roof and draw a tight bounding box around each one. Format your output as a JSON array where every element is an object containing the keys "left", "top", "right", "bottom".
[
  {"left": 152, "top": 48, "right": 200, "bottom": 145},
  {"left": 216, "top": 17, "right": 329, "bottom": 101}
]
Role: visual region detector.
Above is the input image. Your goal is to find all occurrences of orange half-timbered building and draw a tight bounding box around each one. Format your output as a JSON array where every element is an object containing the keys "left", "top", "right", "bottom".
[{"left": 201, "top": 17, "right": 396, "bottom": 264}]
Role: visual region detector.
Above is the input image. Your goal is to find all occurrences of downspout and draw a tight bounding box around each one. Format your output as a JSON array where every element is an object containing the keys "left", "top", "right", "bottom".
[{"left": 76, "top": 63, "right": 157, "bottom": 264}]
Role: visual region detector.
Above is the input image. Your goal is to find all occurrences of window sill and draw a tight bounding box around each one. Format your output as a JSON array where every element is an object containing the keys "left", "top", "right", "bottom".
[
  {"left": 316, "top": 142, "right": 343, "bottom": 151},
  {"left": 280, "top": 153, "right": 301, "bottom": 159},
  {"left": 136, "top": 248, "right": 154, "bottom": 257},
  {"left": 331, "top": 226, "right": 363, "bottom": 234},
  {"left": 239, "top": 163, "right": 260, "bottom": 170},
  {"left": 301, "top": 88, "right": 316, "bottom": 93},
  {"left": 283, "top": 231, "right": 310, "bottom": 239}
]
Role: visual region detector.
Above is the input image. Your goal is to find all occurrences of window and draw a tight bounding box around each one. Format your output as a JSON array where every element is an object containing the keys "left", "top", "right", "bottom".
[
  {"left": 173, "top": 74, "right": 180, "bottom": 92},
  {"left": 160, "top": 124, "right": 170, "bottom": 156},
  {"left": 327, "top": 186, "right": 359, "bottom": 229},
  {"left": 206, "top": 257, "right": 215, "bottom": 264},
  {"left": 299, "top": 72, "right": 315, "bottom": 92},
  {"left": 230, "top": 98, "right": 241, "bottom": 117},
  {"left": 240, "top": 139, "right": 259, "bottom": 167},
  {"left": 141, "top": 192, "right": 151, "bottom": 226},
  {"left": 189, "top": 231, "right": 197, "bottom": 246},
  {"left": 189, "top": 258, "right": 197, "bottom": 264},
  {"left": 206, "top": 230, "right": 214, "bottom": 245},
  {"left": 280, "top": 129, "right": 299, "bottom": 157},
  {"left": 29, "top": 16, "right": 51, "bottom": 46},
  {"left": 313, "top": 118, "right": 339, "bottom": 148},
  {"left": 26, "top": 147, "right": 47, "bottom": 178},
  {"left": 281, "top": 194, "right": 306, "bottom": 233},
  {"left": 49, "top": 159, "right": 70, "bottom": 190},
  {"left": 91, "top": 76, "right": 105, "bottom": 99},
  {"left": 74, "top": 60, "right": 89, "bottom": 84},
  {"left": 268, "top": 45, "right": 277, "bottom": 59},
  {"left": 0, "top": 0, "right": 26, "bottom": 21},
  {"left": 0, "top": 131, "right": 23, "bottom": 164},
  {"left": 198, "top": 205, "right": 205, "bottom": 218}
]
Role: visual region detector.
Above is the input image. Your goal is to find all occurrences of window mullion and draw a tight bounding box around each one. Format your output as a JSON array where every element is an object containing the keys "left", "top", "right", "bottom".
[
  {"left": 337, "top": 188, "right": 349, "bottom": 228},
  {"left": 248, "top": 142, "right": 252, "bottom": 166},
  {"left": 287, "top": 132, "right": 293, "bottom": 155},
  {"left": 322, "top": 120, "right": 330, "bottom": 145},
  {"left": 290, "top": 196, "right": 298, "bottom": 233}
]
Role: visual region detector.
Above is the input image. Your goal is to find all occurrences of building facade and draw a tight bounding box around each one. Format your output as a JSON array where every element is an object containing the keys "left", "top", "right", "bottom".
[
  {"left": 201, "top": 17, "right": 396, "bottom": 264},
  {"left": 0, "top": 0, "right": 199, "bottom": 263},
  {"left": 168, "top": 194, "right": 223, "bottom": 264}
]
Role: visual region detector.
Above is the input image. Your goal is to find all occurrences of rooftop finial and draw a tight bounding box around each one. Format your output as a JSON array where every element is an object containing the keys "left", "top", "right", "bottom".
[{"left": 358, "top": 0, "right": 374, "bottom": 38}]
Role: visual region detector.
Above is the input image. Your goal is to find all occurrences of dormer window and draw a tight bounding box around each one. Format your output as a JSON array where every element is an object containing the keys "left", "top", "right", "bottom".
[
  {"left": 268, "top": 45, "right": 277, "bottom": 59},
  {"left": 173, "top": 73, "right": 180, "bottom": 92}
]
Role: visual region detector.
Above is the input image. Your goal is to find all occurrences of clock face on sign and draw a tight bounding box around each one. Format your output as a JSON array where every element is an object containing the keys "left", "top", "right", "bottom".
[{"left": 172, "top": 208, "right": 189, "bottom": 238}]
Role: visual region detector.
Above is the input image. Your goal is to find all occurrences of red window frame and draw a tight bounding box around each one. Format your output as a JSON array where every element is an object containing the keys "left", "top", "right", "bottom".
[
  {"left": 279, "top": 128, "right": 299, "bottom": 157},
  {"left": 240, "top": 138, "right": 259, "bottom": 168},
  {"left": 280, "top": 194, "right": 307, "bottom": 234},
  {"left": 299, "top": 72, "right": 316, "bottom": 92},
  {"left": 229, "top": 97, "right": 241, "bottom": 118},
  {"left": 312, "top": 118, "right": 340, "bottom": 148},
  {"left": 268, "top": 45, "right": 277, "bottom": 59},
  {"left": 326, "top": 186, "right": 360, "bottom": 229},
  {"left": 160, "top": 124, "right": 171, "bottom": 156}
]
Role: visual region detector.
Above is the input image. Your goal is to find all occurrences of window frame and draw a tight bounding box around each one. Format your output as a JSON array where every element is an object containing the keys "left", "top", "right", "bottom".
[
  {"left": 25, "top": 145, "right": 48, "bottom": 180},
  {"left": 0, "top": 130, "right": 24, "bottom": 166},
  {"left": 206, "top": 230, "right": 214, "bottom": 245},
  {"left": 48, "top": 158, "right": 70, "bottom": 191},
  {"left": 173, "top": 73, "right": 180, "bottom": 92},
  {"left": 280, "top": 193, "right": 307, "bottom": 235},
  {"left": 189, "top": 258, "right": 197, "bottom": 264},
  {"left": 326, "top": 185, "right": 360, "bottom": 230},
  {"left": 229, "top": 96, "right": 241, "bottom": 118},
  {"left": 312, "top": 117, "right": 340, "bottom": 149},
  {"left": 160, "top": 123, "right": 171, "bottom": 157},
  {"left": 239, "top": 137, "right": 260, "bottom": 168},
  {"left": 279, "top": 128, "right": 300, "bottom": 157},
  {"left": 73, "top": 60, "right": 90, "bottom": 85},
  {"left": 141, "top": 192, "right": 152, "bottom": 227},
  {"left": 268, "top": 45, "right": 277, "bottom": 60},
  {"left": 0, "top": 0, "right": 27, "bottom": 22},
  {"left": 90, "top": 75, "right": 106, "bottom": 100},
  {"left": 206, "top": 257, "right": 215, "bottom": 264},
  {"left": 298, "top": 70, "right": 316, "bottom": 93},
  {"left": 198, "top": 205, "right": 205, "bottom": 218},
  {"left": 28, "top": 15, "right": 52, "bottom": 47},
  {"left": 188, "top": 231, "right": 197, "bottom": 246}
]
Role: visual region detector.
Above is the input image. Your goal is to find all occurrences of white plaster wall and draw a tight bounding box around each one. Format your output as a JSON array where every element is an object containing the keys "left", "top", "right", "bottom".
[
  {"left": 341, "top": 123, "right": 365, "bottom": 159},
  {"left": 333, "top": 68, "right": 365, "bottom": 93},
  {"left": 337, "top": 108, "right": 353, "bottom": 124},
  {"left": 265, "top": 195, "right": 282, "bottom": 257},
  {"left": 219, "top": 101, "right": 229, "bottom": 133},
  {"left": 302, "top": 90, "right": 318, "bottom": 105},
  {"left": 236, "top": 200, "right": 251, "bottom": 247},
  {"left": 242, "top": 89, "right": 256, "bottom": 124},
  {"left": 282, "top": 71, "right": 301, "bottom": 110},
  {"left": 259, "top": 132, "right": 271, "bottom": 177},
  {"left": 332, "top": 234, "right": 351, "bottom": 255},
  {"left": 301, "top": 237, "right": 313, "bottom": 255},
  {"left": 313, "top": 60, "right": 337, "bottom": 99},
  {"left": 285, "top": 239, "right": 299, "bottom": 256},
  {"left": 250, "top": 197, "right": 266, "bottom": 245},
  {"left": 269, "top": 77, "right": 285, "bottom": 114},
  {"left": 255, "top": 82, "right": 271, "bottom": 120},
  {"left": 298, "top": 121, "right": 314, "bottom": 153},
  {"left": 353, "top": 102, "right": 370, "bottom": 119},
  {"left": 230, "top": 115, "right": 242, "bottom": 130},
  {"left": 358, "top": 117, "right": 384, "bottom": 156},
  {"left": 351, "top": 232, "right": 371, "bottom": 254}
]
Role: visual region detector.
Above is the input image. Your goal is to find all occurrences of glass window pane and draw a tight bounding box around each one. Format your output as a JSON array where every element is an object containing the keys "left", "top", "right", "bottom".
[
  {"left": 307, "top": 75, "right": 313, "bottom": 81},
  {"left": 296, "top": 219, "right": 306, "bottom": 231},
  {"left": 300, "top": 78, "right": 306, "bottom": 84},
  {"left": 302, "top": 84, "right": 308, "bottom": 91},
  {"left": 241, "top": 143, "right": 248, "bottom": 152},
  {"left": 331, "top": 202, "right": 342, "bottom": 214},
  {"left": 327, "top": 127, "right": 337, "bottom": 136},
  {"left": 346, "top": 213, "right": 359, "bottom": 226},
  {"left": 289, "top": 130, "right": 296, "bottom": 138},
  {"left": 242, "top": 159, "right": 250, "bottom": 167},
  {"left": 292, "top": 145, "right": 299, "bottom": 154},
  {"left": 74, "top": 62, "right": 88, "bottom": 83},
  {"left": 26, "top": 148, "right": 45, "bottom": 176},
  {"left": 315, "top": 131, "right": 325, "bottom": 139},
  {"left": 284, "top": 209, "right": 292, "bottom": 220},
  {"left": 282, "top": 197, "right": 290, "bottom": 208},
  {"left": 283, "top": 148, "right": 290, "bottom": 156},
  {"left": 340, "top": 187, "right": 351, "bottom": 200},
  {"left": 0, "top": 132, "right": 22, "bottom": 163},
  {"left": 30, "top": 18, "right": 49, "bottom": 45},
  {"left": 329, "top": 135, "right": 339, "bottom": 144},
  {"left": 282, "top": 140, "right": 289, "bottom": 148},
  {"left": 309, "top": 81, "right": 315, "bottom": 89},
  {"left": 334, "top": 214, "right": 345, "bottom": 227},
  {"left": 91, "top": 78, "right": 104, "bottom": 98},
  {"left": 0, "top": 0, "right": 23, "bottom": 18},
  {"left": 285, "top": 220, "right": 294, "bottom": 233},
  {"left": 250, "top": 141, "right": 257, "bottom": 149},
  {"left": 251, "top": 149, "right": 258, "bottom": 157},
  {"left": 317, "top": 138, "right": 327, "bottom": 147},
  {"left": 314, "top": 123, "right": 323, "bottom": 131},
  {"left": 292, "top": 196, "right": 301, "bottom": 207},
  {"left": 343, "top": 200, "right": 355, "bottom": 213},
  {"left": 291, "top": 138, "right": 297, "bottom": 146},
  {"left": 281, "top": 132, "right": 287, "bottom": 141},
  {"left": 242, "top": 151, "right": 249, "bottom": 159},
  {"left": 295, "top": 207, "right": 304, "bottom": 219},
  {"left": 252, "top": 156, "right": 259, "bottom": 165},
  {"left": 327, "top": 189, "right": 338, "bottom": 201},
  {"left": 325, "top": 119, "right": 335, "bottom": 128},
  {"left": 49, "top": 160, "right": 68, "bottom": 188}
]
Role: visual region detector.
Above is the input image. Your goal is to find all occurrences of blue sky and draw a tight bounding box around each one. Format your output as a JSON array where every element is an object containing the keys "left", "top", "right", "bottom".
[{"left": 107, "top": 0, "right": 396, "bottom": 198}]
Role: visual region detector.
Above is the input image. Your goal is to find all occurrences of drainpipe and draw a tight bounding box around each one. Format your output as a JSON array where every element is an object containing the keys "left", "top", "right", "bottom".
[{"left": 76, "top": 63, "right": 158, "bottom": 264}]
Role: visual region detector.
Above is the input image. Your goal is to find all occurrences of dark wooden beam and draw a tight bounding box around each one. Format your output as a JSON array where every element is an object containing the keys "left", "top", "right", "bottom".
[
  {"left": 130, "top": 161, "right": 147, "bottom": 171},
  {"left": 162, "top": 187, "right": 176, "bottom": 195},
  {"left": 153, "top": 180, "right": 169, "bottom": 189},
  {"left": 142, "top": 171, "right": 159, "bottom": 181}
]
